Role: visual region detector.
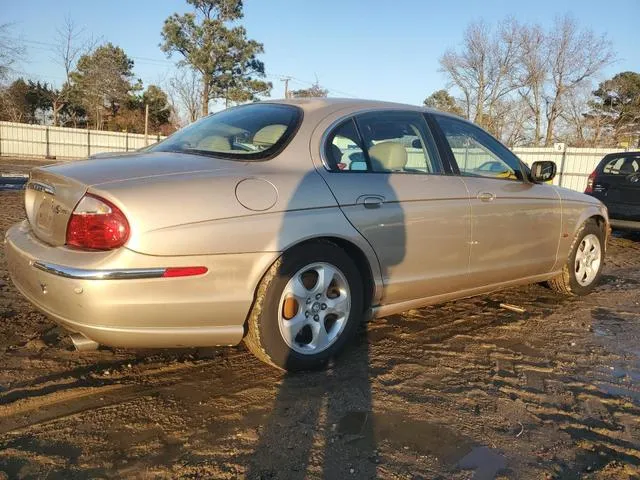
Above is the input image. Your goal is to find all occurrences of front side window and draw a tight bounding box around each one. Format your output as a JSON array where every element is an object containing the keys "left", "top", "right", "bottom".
[
  {"left": 434, "top": 115, "right": 524, "bottom": 181},
  {"left": 602, "top": 155, "right": 640, "bottom": 175},
  {"left": 151, "top": 103, "right": 301, "bottom": 160}
]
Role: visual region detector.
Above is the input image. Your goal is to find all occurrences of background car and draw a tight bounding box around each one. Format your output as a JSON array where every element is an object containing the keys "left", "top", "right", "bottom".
[
  {"left": 585, "top": 152, "right": 640, "bottom": 231},
  {"left": 5, "top": 99, "right": 609, "bottom": 372}
]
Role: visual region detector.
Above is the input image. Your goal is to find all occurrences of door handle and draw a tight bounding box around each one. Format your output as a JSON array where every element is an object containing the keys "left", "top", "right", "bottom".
[
  {"left": 357, "top": 195, "right": 384, "bottom": 209},
  {"left": 477, "top": 192, "right": 496, "bottom": 202}
]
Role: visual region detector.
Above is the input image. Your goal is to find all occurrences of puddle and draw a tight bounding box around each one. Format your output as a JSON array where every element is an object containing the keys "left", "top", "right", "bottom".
[
  {"left": 0, "top": 173, "right": 28, "bottom": 190},
  {"left": 0, "top": 183, "right": 26, "bottom": 191},
  {"left": 589, "top": 306, "right": 640, "bottom": 405},
  {"left": 458, "top": 446, "right": 507, "bottom": 480},
  {"left": 337, "top": 411, "right": 506, "bottom": 478},
  {"left": 595, "top": 381, "right": 640, "bottom": 404},
  {"left": 599, "top": 274, "right": 640, "bottom": 288}
]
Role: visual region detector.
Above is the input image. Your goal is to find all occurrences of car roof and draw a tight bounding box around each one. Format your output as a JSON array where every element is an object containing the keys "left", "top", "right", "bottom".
[
  {"left": 263, "top": 97, "right": 447, "bottom": 115},
  {"left": 603, "top": 151, "right": 640, "bottom": 158},
  {"left": 260, "top": 97, "right": 460, "bottom": 124}
]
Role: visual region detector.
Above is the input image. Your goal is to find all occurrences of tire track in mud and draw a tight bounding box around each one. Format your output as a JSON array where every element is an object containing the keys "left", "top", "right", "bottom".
[{"left": 0, "top": 350, "right": 281, "bottom": 436}]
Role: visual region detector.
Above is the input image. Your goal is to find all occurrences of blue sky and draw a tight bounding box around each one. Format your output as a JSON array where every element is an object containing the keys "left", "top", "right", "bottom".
[{"left": 4, "top": 0, "right": 639, "bottom": 108}]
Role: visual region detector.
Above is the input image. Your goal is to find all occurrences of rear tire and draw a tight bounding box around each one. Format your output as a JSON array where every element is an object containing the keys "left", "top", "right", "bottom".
[
  {"left": 547, "top": 220, "right": 605, "bottom": 296},
  {"left": 244, "top": 241, "right": 363, "bottom": 371}
]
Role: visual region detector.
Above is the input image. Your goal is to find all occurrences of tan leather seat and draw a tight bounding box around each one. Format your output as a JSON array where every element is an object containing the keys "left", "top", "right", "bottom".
[
  {"left": 368, "top": 142, "right": 407, "bottom": 172},
  {"left": 197, "top": 135, "right": 231, "bottom": 152},
  {"left": 253, "top": 124, "right": 287, "bottom": 149}
]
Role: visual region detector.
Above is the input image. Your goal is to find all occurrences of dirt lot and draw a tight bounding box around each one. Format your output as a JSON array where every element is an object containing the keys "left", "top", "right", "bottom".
[{"left": 1, "top": 161, "right": 640, "bottom": 479}]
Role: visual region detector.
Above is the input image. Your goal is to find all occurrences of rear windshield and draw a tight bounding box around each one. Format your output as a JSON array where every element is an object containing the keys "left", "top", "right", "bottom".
[
  {"left": 150, "top": 103, "right": 302, "bottom": 160},
  {"left": 602, "top": 155, "right": 640, "bottom": 175}
]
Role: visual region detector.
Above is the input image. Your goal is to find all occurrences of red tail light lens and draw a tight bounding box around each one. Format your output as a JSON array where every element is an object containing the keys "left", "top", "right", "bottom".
[
  {"left": 66, "top": 194, "right": 130, "bottom": 250},
  {"left": 585, "top": 170, "right": 597, "bottom": 193}
]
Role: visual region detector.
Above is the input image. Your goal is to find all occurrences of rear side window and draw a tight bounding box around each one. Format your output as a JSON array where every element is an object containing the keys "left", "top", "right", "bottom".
[
  {"left": 151, "top": 103, "right": 301, "bottom": 160},
  {"left": 356, "top": 111, "right": 441, "bottom": 174},
  {"left": 325, "top": 119, "right": 367, "bottom": 171},
  {"left": 602, "top": 156, "right": 640, "bottom": 175},
  {"left": 325, "top": 111, "right": 442, "bottom": 174}
]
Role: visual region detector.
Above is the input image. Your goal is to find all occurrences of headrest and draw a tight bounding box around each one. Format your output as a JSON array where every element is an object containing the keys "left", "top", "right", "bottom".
[
  {"left": 253, "top": 124, "right": 287, "bottom": 148},
  {"left": 368, "top": 142, "right": 407, "bottom": 172},
  {"left": 620, "top": 159, "right": 637, "bottom": 174},
  {"left": 197, "top": 135, "right": 230, "bottom": 151}
]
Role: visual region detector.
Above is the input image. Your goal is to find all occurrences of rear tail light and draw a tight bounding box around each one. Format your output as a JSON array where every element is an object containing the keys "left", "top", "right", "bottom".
[
  {"left": 585, "top": 170, "right": 596, "bottom": 193},
  {"left": 66, "top": 194, "right": 130, "bottom": 250}
]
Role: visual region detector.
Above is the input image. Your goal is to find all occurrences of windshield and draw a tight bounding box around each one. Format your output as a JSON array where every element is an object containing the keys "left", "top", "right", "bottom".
[{"left": 151, "top": 103, "right": 302, "bottom": 160}]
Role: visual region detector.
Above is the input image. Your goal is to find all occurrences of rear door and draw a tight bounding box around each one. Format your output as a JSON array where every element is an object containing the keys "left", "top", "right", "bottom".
[
  {"left": 430, "top": 114, "right": 561, "bottom": 286},
  {"left": 593, "top": 154, "right": 640, "bottom": 220},
  {"left": 318, "top": 110, "right": 471, "bottom": 304}
]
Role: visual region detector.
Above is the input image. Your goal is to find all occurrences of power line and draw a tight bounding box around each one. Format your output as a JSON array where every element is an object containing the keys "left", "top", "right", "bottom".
[
  {"left": 19, "top": 38, "right": 361, "bottom": 98},
  {"left": 265, "top": 72, "right": 360, "bottom": 98}
]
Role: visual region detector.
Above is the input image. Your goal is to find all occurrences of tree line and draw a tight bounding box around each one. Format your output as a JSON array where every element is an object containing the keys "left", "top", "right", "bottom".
[
  {"left": 0, "top": 0, "right": 327, "bottom": 132},
  {"left": 1, "top": 4, "right": 638, "bottom": 147},
  {"left": 425, "top": 15, "right": 639, "bottom": 148},
  {"left": 0, "top": 20, "right": 174, "bottom": 134}
]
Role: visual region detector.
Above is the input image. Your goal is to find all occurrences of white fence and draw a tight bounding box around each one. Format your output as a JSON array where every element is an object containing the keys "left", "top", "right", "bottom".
[
  {"left": 0, "top": 121, "right": 167, "bottom": 160},
  {"left": 516, "top": 147, "right": 626, "bottom": 192},
  {"left": 449, "top": 146, "right": 625, "bottom": 192},
  {"left": 0, "top": 120, "right": 629, "bottom": 193}
]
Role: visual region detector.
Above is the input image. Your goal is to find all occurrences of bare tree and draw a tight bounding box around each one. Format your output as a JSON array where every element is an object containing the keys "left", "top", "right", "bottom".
[
  {"left": 51, "top": 16, "right": 98, "bottom": 126},
  {"left": 0, "top": 23, "right": 24, "bottom": 82},
  {"left": 543, "top": 15, "right": 614, "bottom": 145},
  {"left": 484, "top": 18, "right": 524, "bottom": 123},
  {"left": 559, "top": 86, "right": 591, "bottom": 146},
  {"left": 439, "top": 19, "right": 523, "bottom": 133},
  {"left": 440, "top": 21, "right": 490, "bottom": 122},
  {"left": 168, "top": 67, "right": 202, "bottom": 124},
  {"left": 517, "top": 24, "right": 546, "bottom": 145}
]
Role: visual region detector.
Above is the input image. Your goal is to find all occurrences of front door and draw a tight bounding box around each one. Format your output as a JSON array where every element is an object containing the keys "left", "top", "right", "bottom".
[
  {"left": 432, "top": 114, "right": 561, "bottom": 286},
  {"left": 318, "top": 110, "right": 471, "bottom": 304}
]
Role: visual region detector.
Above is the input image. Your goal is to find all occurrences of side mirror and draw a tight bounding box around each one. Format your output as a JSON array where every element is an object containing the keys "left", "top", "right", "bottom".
[{"left": 531, "top": 161, "right": 557, "bottom": 183}]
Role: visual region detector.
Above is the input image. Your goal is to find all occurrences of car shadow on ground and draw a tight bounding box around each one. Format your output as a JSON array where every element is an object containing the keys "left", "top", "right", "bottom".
[
  {"left": 245, "top": 330, "right": 377, "bottom": 479},
  {"left": 244, "top": 165, "right": 403, "bottom": 479}
]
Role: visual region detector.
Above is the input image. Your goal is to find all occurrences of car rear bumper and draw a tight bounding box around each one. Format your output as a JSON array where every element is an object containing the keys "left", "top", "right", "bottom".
[
  {"left": 4, "top": 220, "right": 279, "bottom": 348},
  {"left": 610, "top": 218, "right": 640, "bottom": 231}
]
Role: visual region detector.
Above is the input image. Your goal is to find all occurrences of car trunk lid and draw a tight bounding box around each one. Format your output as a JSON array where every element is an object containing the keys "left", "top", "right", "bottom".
[
  {"left": 25, "top": 151, "right": 244, "bottom": 246},
  {"left": 42, "top": 151, "right": 243, "bottom": 186},
  {"left": 25, "top": 169, "right": 88, "bottom": 246}
]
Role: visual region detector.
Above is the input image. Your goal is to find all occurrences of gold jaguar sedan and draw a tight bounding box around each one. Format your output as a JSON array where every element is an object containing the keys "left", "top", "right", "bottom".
[{"left": 5, "top": 99, "right": 609, "bottom": 371}]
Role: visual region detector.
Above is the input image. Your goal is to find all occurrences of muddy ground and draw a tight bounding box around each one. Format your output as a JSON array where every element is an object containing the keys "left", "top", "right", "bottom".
[{"left": 1, "top": 159, "right": 640, "bottom": 479}]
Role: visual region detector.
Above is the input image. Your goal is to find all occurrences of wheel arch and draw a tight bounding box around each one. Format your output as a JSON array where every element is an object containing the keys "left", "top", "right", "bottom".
[
  {"left": 569, "top": 203, "right": 609, "bottom": 237},
  {"left": 575, "top": 212, "right": 609, "bottom": 251},
  {"left": 283, "top": 236, "right": 376, "bottom": 316},
  {"left": 243, "top": 235, "right": 379, "bottom": 336}
]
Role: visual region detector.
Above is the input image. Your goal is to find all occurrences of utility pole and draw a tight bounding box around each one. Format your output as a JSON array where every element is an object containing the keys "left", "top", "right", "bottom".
[
  {"left": 144, "top": 104, "right": 149, "bottom": 146},
  {"left": 281, "top": 77, "right": 291, "bottom": 99}
]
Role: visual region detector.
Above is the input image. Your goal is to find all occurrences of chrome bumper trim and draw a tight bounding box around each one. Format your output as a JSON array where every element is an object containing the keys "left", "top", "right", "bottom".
[{"left": 32, "top": 261, "right": 166, "bottom": 280}]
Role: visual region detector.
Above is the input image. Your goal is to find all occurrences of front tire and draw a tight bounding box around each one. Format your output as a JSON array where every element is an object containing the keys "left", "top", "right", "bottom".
[
  {"left": 547, "top": 220, "right": 605, "bottom": 296},
  {"left": 244, "top": 241, "right": 363, "bottom": 371}
]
